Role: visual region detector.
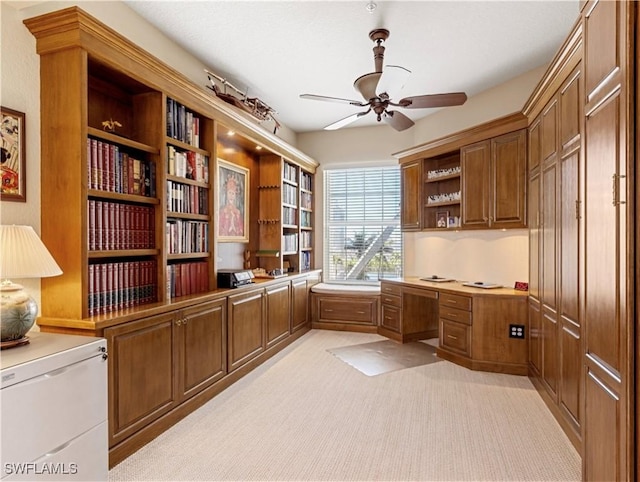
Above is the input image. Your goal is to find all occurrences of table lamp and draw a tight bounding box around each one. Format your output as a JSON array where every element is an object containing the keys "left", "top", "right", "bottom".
[{"left": 0, "top": 225, "right": 62, "bottom": 347}]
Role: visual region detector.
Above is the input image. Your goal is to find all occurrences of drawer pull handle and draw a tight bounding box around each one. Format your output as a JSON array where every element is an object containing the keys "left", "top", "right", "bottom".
[
  {"left": 447, "top": 335, "right": 458, "bottom": 340},
  {"left": 448, "top": 300, "right": 457, "bottom": 304},
  {"left": 324, "top": 309, "right": 333, "bottom": 312},
  {"left": 356, "top": 311, "right": 365, "bottom": 314},
  {"left": 384, "top": 298, "right": 392, "bottom": 302}
]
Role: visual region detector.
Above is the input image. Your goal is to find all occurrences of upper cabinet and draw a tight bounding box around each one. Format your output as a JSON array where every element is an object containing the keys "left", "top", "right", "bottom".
[
  {"left": 395, "top": 113, "right": 528, "bottom": 232},
  {"left": 461, "top": 129, "right": 527, "bottom": 229},
  {"left": 25, "top": 7, "right": 317, "bottom": 321}
]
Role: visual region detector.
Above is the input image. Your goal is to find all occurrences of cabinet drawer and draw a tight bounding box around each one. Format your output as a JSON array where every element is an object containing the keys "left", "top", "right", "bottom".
[
  {"left": 319, "top": 298, "right": 376, "bottom": 324},
  {"left": 440, "top": 319, "right": 470, "bottom": 356},
  {"left": 380, "top": 282, "right": 401, "bottom": 296},
  {"left": 380, "top": 293, "right": 401, "bottom": 308},
  {"left": 381, "top": 305, "right": 401, "bottom": 332},
  {"left": 439, "top": 305, "right": 472, "bottom": 325},
  {"left": 439, "top": 292, "right": 472, "bottom": 311}
]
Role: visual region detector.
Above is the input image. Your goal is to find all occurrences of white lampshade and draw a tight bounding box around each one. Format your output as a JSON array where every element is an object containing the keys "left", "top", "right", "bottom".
[{"left": 0, "top": 225, "right": 62, "bottom": 279}]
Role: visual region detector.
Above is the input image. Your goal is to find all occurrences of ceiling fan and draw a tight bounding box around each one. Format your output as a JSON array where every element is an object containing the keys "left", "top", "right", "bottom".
[{"left": 300, "top": 29, "right": 467, "bottom": 132}]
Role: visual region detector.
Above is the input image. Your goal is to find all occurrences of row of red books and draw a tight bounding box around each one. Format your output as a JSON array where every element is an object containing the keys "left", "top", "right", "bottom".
[
  {"left": 88, "top": 200, "right": 155, "bottom": 251},
  {"left": 87, "top": 138, "right": 156, "bottom": 197},
  {"left": 88, "top": 260, "right": 157, "bottom": 316},
  {"left": 166, "top": 219, "right": 209, "bottom": 255},
  {"left": 166, "top": 181, "right": 209, "bottom": 215},
  {"left": 167, "top": 261, "right": 209, "bottom": 299}
]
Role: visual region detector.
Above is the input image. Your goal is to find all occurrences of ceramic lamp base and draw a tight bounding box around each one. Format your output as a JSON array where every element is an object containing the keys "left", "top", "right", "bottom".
[{"left": 0, "top": 282, "right": 38, "bottom": 342}]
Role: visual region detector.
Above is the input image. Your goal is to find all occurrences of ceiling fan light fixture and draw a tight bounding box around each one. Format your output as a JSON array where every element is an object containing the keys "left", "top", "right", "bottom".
[{"left": 353, "top": 72, "right": 382, "bottom": 101}]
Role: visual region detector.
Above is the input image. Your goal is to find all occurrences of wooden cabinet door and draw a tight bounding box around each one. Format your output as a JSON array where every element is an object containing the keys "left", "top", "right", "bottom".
[
  {"left": 178, "top": 299, "right": 226, "bottom": 400},
  {"left": 558, "top": 65, "right": 582, "bottom": 436},
  {"left": 291, "top": 278, "right": 309, "bottom": 333},
  {"left": 400, "top": 160, "right": 422, "bottom": 231},
  {"left": 227, "top": 288, "right": 265, "bottom": 372},
  {"left": 491, "top": 129, "right": 527, "bottom": 228},
  {"left": 461, "top": 140, "right": 491, "bottom": 227},
  {"left": 104, "top": 312, "right": 178, "bottom": 446},
  {"left": 582, "top": 2, "right": 632, "bottom": 479},
  {"left": 265, "top": 281, "right": 291, "bottom": 348}
]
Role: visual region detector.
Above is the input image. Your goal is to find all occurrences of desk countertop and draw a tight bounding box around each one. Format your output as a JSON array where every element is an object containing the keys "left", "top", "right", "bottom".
[{"left": 384, "top": 277, "right": 529, "bottom": 298}]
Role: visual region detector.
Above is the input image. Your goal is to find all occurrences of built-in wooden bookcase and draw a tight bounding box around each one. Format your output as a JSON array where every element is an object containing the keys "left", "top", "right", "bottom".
[
  {"left": 257, "top": 155, "right": 314, "bottom": 274},
  {"left": 165, "top": 97, "right": 215, "bottom": 299},
  {"left": 422, "top": 152, "right": 461, "bottom": 229},
  {"left": 26, "top": 6, "right": 316, "bottom": 323}
]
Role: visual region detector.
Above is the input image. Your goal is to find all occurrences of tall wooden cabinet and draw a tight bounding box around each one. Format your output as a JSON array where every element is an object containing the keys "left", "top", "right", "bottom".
[
  {"left": 581, "top": 1, "right": 634, "bottom": 479},
  {"left": 525, "top": 2, "right": 636, "bottom": 478}
]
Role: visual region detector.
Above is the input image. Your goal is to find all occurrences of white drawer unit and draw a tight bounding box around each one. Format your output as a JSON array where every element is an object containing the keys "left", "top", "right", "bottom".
[{"left": 1, "top": 332, "right": 108, "bottom": 481}]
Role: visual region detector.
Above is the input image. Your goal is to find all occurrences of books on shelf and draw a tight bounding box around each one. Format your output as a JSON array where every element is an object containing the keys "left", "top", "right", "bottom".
[
  {"left": 165, "top": 219, "right": 209, "bottom": 254},
  {"left": 167, "top": 146, "right": 209, "bottom": 182},
  {"left": 88, "top": 259, "right": 157, "bottom": 316},
  {"left": 88, "top": 200, "right": 155, "bottom": 251},
  {"left": 283, "top": 233, "right": 298, "bottom": 253},
  {"left": 300, "top": 171, "right": 312, "bottom": 191},
  {"left": 166, "top": 98, "right": 200, "bottom": 147},
  {"left": 166, "top": 181, "right": 209, "bottom": 215},
  {"left": 87, "top": 138, "right": 156, "bottom": 196},
  {"left": 283, "top": 162, "right": 297, "bottom": 183},
  {"left": 166, "top": 261, "right": 209, "bottom": 299}
]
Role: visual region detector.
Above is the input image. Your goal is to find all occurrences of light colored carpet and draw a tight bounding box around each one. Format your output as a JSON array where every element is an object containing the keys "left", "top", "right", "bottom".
[{"left": 109, "top": 330, "right": 581, "bottom": 481}]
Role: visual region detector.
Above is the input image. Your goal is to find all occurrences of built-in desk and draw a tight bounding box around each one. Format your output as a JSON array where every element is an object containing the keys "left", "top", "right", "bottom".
[{"left": 380, "top": 278, "right": 528, "bottom": 375}]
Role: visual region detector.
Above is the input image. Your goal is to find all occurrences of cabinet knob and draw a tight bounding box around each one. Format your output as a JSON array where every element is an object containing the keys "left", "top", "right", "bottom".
[{"left": 176, "top": 319, "right": 182, "bottom": 326}]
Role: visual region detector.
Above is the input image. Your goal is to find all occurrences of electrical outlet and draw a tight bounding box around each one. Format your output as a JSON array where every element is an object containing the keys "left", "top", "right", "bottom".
[{"left": 509, "top": 324, "right": 525, "bottom": 339}]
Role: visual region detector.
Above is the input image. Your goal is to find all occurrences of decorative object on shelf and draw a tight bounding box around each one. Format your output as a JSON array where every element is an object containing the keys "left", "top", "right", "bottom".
[
  {"left": 101, "top": 118, "right": 122, "bottom": 133},
  {"left": 428, "top": 191, "right": 461, "bottom": 205},
  {"left": 514, "top": 281, "right": 529, "bottom": 291},
  {"left": 436, "top": 211, "right": 449, "bottom": 228},
  {"left": 244, "top": 250, "right": 251, "bottom": 269},
  {"left": 218, "top": 159, "right": 249, "bottom": 243},
  {"left": 447, "top": 216, "right": 460, "bottom": 228},
  {"left": 205, "top": 69, "right": 280, "bottom": 134},
  {"left": 427, "top": 166, "right": 461, "bottom": 180},
  {"left": 0, "top": 107, "right": 26, "bottom": 202},
  {"left": 0, "top": 225, "right": 62, "bottom": 346}
]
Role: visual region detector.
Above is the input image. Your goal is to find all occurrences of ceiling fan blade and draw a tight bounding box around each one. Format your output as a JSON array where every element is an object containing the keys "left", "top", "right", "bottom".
[
  {"left": 376, "top": 65, "right": 411, "bottom": 99},
  {"left": 300, "top": 94, "right": 367, "bottom": 106},
  {"left": 398, "top": 92, "right": 467, "bottom": 109},
  {"left": 384, "top": 110, "right": 414, "bottom": 131},
  {"left": 324, "top": 110, "right": 371, "bottom": 130}
]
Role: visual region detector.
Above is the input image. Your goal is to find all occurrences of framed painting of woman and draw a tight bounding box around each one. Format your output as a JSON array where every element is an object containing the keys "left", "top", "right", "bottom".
[
  {"left": 218, "top": 159, "right": 249, "bottom": 242},
  {"left": 1, "top": 107, "right": 26, "bottom": 202}
]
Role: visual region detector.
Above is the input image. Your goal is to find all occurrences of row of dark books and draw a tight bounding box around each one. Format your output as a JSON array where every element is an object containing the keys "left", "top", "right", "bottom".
[
  {"left": 300, "top": 251, "right": 312, "bottom": 271},
  {"left": 166, "top": 181, "right": 209, "bottom": 215},
  {"left": 166, "top": 220, "right": 209, "bottom": 255},
  {"left": 300, "top": 172, "right": 312, "bottom": 191},
  {"left": 167, "top": 98, "right": 201, "bottom": 147},
  {"left": 167, "top": 261, "right": 209, "bottom": 299},
  {"left": 88, "top": 200, "right": 155, "bottom": 251},
  {"left": 300, "top": 191, "right": 312, "bottom": 210},
  {"left": 300, "top": 231, "right": 312, "bottom": 250},
  {"left": 87, "top": 138, "right": 156, "bottom": 197},
  {"left": 282, "top": 183, "right": 298, "bottom": 206},
  {"left": 88, "top": 260, "right": 157, "bottom": 316},
  {"left": 283, "top": 206, "right": 297, "bottom": 226},
  {"left": 167, "top": 145, "right": 209, "bottom": 182},
  {"left": 283, "top": 233, "right": 298, "bottom": 253},
  {"left": 300, "top": 211, "right": 312, "bottom": 228},
  {"left": 283, "top": 162, "right": 298, "bottom": 183}
]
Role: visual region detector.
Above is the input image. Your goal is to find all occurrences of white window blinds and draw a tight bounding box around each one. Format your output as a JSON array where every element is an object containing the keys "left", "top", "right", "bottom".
[{"left": 324, "top": 166, "right": 402, "bottom": 282}]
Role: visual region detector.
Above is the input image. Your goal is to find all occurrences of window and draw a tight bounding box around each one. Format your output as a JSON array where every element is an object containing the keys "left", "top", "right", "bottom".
[{"left": 324, "top": 166, "right": 402, "bottom": 283}]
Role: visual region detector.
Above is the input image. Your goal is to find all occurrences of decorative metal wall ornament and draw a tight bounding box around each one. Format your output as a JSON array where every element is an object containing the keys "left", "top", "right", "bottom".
[{"left": 205, "top": 69, "right": 281, "bottom": 134}]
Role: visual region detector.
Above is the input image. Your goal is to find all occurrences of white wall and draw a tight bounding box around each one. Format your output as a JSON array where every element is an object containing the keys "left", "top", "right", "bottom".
[{"left": 298, "top": 66, "right": 545, "bottom": 285}]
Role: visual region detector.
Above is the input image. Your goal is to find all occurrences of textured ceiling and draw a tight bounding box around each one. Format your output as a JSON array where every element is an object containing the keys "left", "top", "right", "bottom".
[{"left": 124, "top": 1, "right": 577, "bottom": 133}]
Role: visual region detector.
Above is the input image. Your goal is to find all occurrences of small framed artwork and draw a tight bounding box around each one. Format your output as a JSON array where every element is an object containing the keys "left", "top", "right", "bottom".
[
  {"left": 218, "top": 159, "right": 249, "bottom": 242},
  {"left": 1, "top": 107, "right": 26, "bottom": 202},
  {"left": 436, "top": 210, "right": 449, "bottom": 228}
]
